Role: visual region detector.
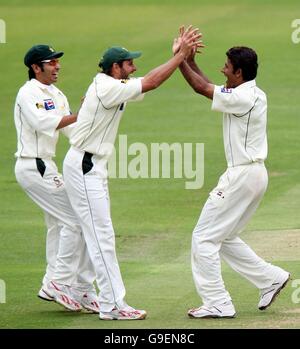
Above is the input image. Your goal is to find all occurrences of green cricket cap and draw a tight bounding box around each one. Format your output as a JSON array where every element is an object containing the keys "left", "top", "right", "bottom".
[
  {"left": 99, "top": 46, "right": 142, "bottom": 71},
  {"left": 24, "top": 44, "right": 64, "bottom": 67}
]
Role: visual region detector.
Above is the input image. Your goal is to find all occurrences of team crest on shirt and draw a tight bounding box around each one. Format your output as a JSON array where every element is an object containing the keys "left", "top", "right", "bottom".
[
  {"left": 44, "top": 99, "right": 55, "bottom": 110},
  {"left": 120, "top": 79, "right": 129, "bottom": 84},
  {"left": 36, "top": 102, "right": 44, "bottom": 109},
  {"left": 221, "top": 87, "right": 232, "bottom": 93}
]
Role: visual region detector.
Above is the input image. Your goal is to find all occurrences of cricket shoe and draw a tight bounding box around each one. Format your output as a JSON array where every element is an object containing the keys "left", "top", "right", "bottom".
[
  {"left": 37, "top": 285, "right": 54, "bottom": 302},
  {"left": 99, "top": 305, "right": 147, "bottom": 320},
  {"left": 258, "top": 271, "right": 290, "bottom": 310},
  {"left": 47, "top": 281, "right": 82, "bottom": 312},
  {"left": 188, "top": 301, "right": 236, "bottom": 319},
  {"left": 71, "top": 288, "right": 100, "bottom": 313}
]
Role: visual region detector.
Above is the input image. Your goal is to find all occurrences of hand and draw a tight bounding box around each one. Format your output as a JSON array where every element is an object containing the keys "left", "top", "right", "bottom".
[
  {"left": 187, "top": 38, "right": 205, "bottom": 61},
  {"left": 172, "top": 25, "right": 184, "bottom": 55},
  {"left": 80, "top": 95, "right": 85, "bottom": 106},
  {"left": 178, "top": 25, "right": 205, "bottom": 59},
  {"left": 77, "top": 95, "right": 85, "bottom": 114},
  {"left": 186, "top": 45, "right": 197, "bottom": 62},
  {"left": 179, "top": 25, "right": 199, "bottom": 57}
]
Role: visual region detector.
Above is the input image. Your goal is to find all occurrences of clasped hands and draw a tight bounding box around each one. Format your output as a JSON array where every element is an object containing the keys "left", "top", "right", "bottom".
[{"left": 173, "top": 25, "right": 205, "bottom": 61}]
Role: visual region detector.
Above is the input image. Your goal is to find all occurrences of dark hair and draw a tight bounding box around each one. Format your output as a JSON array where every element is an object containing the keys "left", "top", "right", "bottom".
[
  {"left": 226, "top": 46, "right": 258, "bottom": 81},
  {"left": 28, "top": 62, "right": 44, "bottom": 80},
  {"left": 99, "top": 60, "right": 125, "bottom": 76}
]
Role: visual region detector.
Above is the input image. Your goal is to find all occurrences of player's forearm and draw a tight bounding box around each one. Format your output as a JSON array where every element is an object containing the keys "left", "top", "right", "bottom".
[
  {"left": 186, "top": 59, "right": 211, "bottom": 83},
  {"left": 141, "top": 52, "right": 186, "bottom": 93},
  {"left": 56, "top": 114, "right": 77, "bottom": 130},
  {"left": 179, "top": 61, "right": 214, "bottom": 99}
]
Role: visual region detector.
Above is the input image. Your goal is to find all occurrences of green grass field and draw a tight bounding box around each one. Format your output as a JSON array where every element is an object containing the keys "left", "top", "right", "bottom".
[{"left": 0, "top": 0, "right": 300, "bottom": 329}]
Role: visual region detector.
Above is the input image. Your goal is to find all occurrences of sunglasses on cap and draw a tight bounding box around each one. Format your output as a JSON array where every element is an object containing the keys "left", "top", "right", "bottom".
[{"left": 40, "top": 58, "right": 60, "bottom": 66}]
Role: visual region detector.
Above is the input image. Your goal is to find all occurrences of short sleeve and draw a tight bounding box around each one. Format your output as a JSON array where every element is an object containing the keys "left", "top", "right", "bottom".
[
  {"left": 129, "top": 77, "right": 145, "bottom": 102},
  {"left": 96, "top": 77, "right": 143, "bottom": 109},
  {"left": 18, "top": 89, "right": 62, "bottom": 137},
  {"left": 212, "top": 85, "right": 255, "bottom": 115}
]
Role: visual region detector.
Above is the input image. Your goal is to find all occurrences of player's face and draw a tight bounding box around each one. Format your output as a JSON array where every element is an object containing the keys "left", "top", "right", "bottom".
[
  {"left": 36, "top": 59, "right": 61, "bottom": 85},
  {"left": 119, "top": 59, "right": 137, "bottom": 79},
  {"left": 221, "top": 58, "right": 239, "bottom": 88}
]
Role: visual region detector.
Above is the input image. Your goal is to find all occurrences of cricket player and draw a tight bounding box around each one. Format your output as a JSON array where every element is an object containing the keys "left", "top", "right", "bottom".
[
  {"left": 63, "top": 27, "right": 202, "bottom": 320},
  {"left": 14, "top": 44, "right": 99, "bottom": 313},
  {"left": 173, "top": 27, "right": 290, "bottom": 318}
]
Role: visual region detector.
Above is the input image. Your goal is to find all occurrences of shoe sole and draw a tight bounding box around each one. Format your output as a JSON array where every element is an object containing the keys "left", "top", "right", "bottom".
[
  {"left": 82, "top": 305, "right": 99, "bottom": 314},
  {"left": 37, "top": 289, "right": 54, "bottom": 302},
  {"left": 259, "top": 274, "right": 290, "bottom": 311},
  {"left": 188, "top": 313, "right": 236, "bottom": 319},
  {"left": 38, "top": 294, "right": 54, "bottom": 302},
  {"left": 100, "top": 313, "right": 147, "bottom": 320}
]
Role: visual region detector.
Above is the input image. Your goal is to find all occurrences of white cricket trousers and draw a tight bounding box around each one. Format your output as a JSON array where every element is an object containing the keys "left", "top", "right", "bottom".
[
  {"left": 63, "top": 147, "right": 126, "bottom": 312},
  {"left": 15, "top": 157, "right": 95, "bottom": 291},
  {"left": 192, "top": 162, "right": 286, "bottom": 307}
]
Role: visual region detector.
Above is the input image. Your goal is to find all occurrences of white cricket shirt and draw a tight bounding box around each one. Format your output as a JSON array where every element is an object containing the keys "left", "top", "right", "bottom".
[
  {"left": 212, "top": 80, "right": 267, "bottom": 167},
  {"left": 70, "top": 73, "right": 144, "bottom": 157},
  {"left": 14, "top": 79, "right": 72, "bottom": 158}
]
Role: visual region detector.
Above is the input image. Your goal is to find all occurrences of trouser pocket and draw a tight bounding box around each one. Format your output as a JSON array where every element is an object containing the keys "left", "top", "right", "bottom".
[{"left": 36, "top": 158, "right": 46, "bottom": 177}]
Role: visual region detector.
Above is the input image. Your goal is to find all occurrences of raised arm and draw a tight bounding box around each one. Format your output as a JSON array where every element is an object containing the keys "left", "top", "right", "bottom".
[
  {"left": 179, "top": 61, "right": 214, "bottom": 99},
  {"left": 141, "top": 26, "right": 202, "bottom": 93},
  {"left": 186, "top": 53, "right": 211, "bottom": 83},
  {"left": 173, "top": 25, "right": 214, "bottom": 99}
]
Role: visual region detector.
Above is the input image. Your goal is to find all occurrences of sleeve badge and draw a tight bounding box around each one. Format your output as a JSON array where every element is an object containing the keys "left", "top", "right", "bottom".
[
  {"left": 221, "top": 87, "right": 232, "bottom": 93},
  {"left": 36, "top": 102, "right": 44, "bottom": 109}
]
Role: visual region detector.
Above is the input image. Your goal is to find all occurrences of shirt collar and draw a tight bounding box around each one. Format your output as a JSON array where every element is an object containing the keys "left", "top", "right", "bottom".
[
  {"left": 235, "top": 79, "right": 256, "bottom": 90},
  {"left": 30, "top": 78, "right": 56, "bottom": 93}
]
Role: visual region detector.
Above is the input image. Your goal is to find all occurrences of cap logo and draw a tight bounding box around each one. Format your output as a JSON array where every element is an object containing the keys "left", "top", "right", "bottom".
[
  {"left": 49, "top": 47, "right": 55, "bottom": 52},
  {"left": 122, "top": 47, "right": 128, "bottom": 52}
]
